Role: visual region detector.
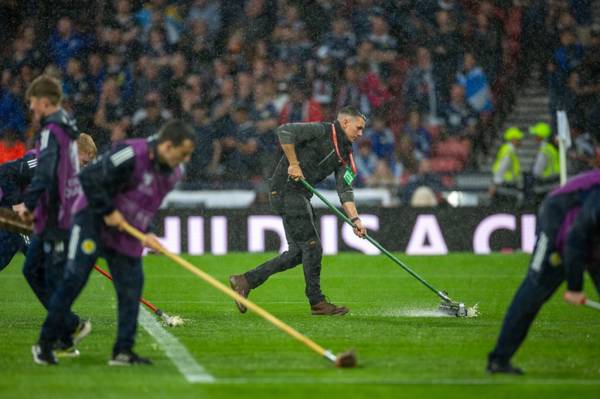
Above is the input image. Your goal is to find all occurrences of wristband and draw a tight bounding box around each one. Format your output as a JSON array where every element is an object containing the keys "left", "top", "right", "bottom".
[{"left": 350, "top": 217, "right": 360, "bottom": 223}]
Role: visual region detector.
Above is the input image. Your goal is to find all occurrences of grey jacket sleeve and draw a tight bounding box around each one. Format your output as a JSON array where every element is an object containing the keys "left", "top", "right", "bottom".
[
  {"left": 493, "top": 155, "right": 512, "bottom": 184},
  {"left": 276, "top": 123, "right": 325, "bottom": 145},
  {"left": 532, "top": 149, "right": 547, "bottom": 178},
  {"left": 334, "top": 164, "right": 355, "bottom": 204}
]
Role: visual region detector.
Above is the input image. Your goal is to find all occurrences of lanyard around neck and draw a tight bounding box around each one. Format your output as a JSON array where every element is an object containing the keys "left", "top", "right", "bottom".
[{"left": 331, "top": 123, "right": 357, "bottom": 175}]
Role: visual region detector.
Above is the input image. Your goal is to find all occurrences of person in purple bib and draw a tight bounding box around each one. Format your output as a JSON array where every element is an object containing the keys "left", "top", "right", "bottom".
[
  {"left": 0, "top": 152, "right": 36, "bottom": 271},
  {"left": 487, "top": 170, "right": 600, "bottom": 375},
  {"left": 15, "top": 76, "right": 95, "bottom": 359},
  {"left": 33, "top": 120, "right": 195, "bottom": 366}
]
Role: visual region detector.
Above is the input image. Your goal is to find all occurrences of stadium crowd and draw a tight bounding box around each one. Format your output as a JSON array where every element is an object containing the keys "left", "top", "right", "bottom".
[{"left": 0, "top": 0, "right": 598, "bottom": 201}]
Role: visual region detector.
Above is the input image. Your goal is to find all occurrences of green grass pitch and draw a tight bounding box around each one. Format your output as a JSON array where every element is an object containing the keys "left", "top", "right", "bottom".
[{"left": 0, "top": 252, "right": 599, "bottom": 399}]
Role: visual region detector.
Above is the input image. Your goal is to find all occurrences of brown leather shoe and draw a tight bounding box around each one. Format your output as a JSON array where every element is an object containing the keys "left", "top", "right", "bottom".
[
  {"left": 229, "top": 275, "right": 250, "bottom": 313},
  {"left": 310, "top": 300, "right": 349, "bottom": 316}
]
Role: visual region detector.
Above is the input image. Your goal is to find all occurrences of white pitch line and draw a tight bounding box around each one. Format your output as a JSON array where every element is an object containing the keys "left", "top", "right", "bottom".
[
  {"left": 214, "top": 377, "right": 600, "bottom": 386},
  {"left": 138, "top": 306, "right": 215, "bottom": 383}
]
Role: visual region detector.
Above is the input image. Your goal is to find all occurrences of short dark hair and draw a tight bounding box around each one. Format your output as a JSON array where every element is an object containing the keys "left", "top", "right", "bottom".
[
  {"left": 337, "top": 106, "right": 367, "bottom": 121},
  {"left": 26, "top": 75, "right": 63, "bottom": 105},
  {"left": 156, "top": 120, "right": 196, "bottom": 147}
]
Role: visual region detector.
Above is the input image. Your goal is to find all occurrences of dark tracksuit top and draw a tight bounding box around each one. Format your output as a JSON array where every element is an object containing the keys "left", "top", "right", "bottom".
[
  {"left": 0, "top": 153, "right": 37, "bottom": 270},
  {"left": 76, "top": 138, "right": 176, "bottom": 253},
  {"left": 547, "top": 170, "right": 600, "bottom": 292},
  {"left": 22, "top": 109, "right": 80, "bottom": 240},
  {"left": 269, "top": 120, "right": 355, "bottom": 214},
  {"left": 0, "top": 152, "right": 37, "bottom": 207}
]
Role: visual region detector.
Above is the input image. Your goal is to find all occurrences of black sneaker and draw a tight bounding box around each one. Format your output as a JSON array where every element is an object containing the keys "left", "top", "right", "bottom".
[
  {"left": 32, "top": 344, "right": 58, "bottom": 365},
  {"left": 71, "top": 319, "right": 92, "bottom": 346},
  {"left": 486, "top": 359, "right": 524, "bottom": 375},
  {"left": 108, "top": 351, "right": 153, "bottom": 366}
]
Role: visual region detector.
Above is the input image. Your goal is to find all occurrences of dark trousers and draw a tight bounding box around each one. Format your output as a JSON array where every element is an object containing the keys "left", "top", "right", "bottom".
[
  {"left": 489, "top": 196, "right": 600, "bottom": 363},
  {"left": 22, "top": 235, "right": 80, "bottom": 344},
  {"left": 245, "top": 193, "right": 325, "bottom": 306},
  {"left": 0, "top": 229, "right": 28, "bottom": 271},
  {"left": 39, "top": 209, "right": 144, "bottom": 354}
]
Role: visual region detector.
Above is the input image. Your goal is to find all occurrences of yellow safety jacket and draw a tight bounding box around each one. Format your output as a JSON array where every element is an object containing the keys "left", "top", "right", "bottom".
[
  {"left": 492, "top": 143, "right": 521, "bottom": 183},
  {"left": 540, "top": 142, "right": 560, "bottom": 177}
]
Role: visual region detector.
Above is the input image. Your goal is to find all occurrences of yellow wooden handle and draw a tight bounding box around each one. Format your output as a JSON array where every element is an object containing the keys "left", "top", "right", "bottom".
[{"left": 119, "top": 221, "right": 331, "bottom": 360}]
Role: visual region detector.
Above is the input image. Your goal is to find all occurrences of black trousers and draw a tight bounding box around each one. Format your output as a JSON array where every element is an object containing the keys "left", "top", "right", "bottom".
[
  {"left": 489, "top": 196, "right": 600, "bottom": 363},
  {"left": 0, "top": 229, "right": 28, "bottom": 271},
  {"left": 39, "top": 209, "right": 144, "bottom": 354},
  {"left": 22, "top": 234, "right": 80, "bottom": 344},
  {"left": 244, "top": 192, "right": 325, "bottom": 306}
]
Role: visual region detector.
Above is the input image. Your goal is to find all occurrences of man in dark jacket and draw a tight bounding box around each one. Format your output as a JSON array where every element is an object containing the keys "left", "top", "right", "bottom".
[
  {"left": 33, "top": 120, "right": 195, "bottom": 366},
  {"left": 0, "top": 152, "right": 36, "bottom": 270},
  {"left": 487, "top": 170, "right": 600, "bottom": 374},
  {"left": 15, "top": 75, "right": 92, "bottom": 357},
  {"left": 229, "top": 106, "right": 367, "bottom": 316}
]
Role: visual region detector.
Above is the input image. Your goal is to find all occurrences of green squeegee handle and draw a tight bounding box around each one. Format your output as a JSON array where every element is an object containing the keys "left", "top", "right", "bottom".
[{"left": 300, "top": 179, "right": 451, "bottom": 302}]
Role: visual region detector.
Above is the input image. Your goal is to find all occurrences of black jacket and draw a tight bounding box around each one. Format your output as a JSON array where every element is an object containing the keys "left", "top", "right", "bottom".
[{"left": 0, "top": 153, "right": 37, "bottom": 207}]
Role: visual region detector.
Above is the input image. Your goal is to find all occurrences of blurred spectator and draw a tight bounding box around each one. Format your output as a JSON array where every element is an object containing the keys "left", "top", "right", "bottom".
[
  {"left": 402, "top": 110, "right": 432, "bottom": 160},
  {"left": 211, "top": 76, "right": 236, "bottom": 128},
  {"left": 63, "top": 58, "right": 96, "bottom": 131},
  {"left": 396, "top": 134, "right": 419, "bottom": 176},
  {"left": 185, "top": 103, "right": 220, "bottom": 183},
  {"left": 131, "top": 91, "right": 171, "bottom": 138},
  {"left": 366, "top": 15, "right": 398, "bottom": 78},
  {"left": 94, "top": 77, "right": 131, "bottom": 150},
  {"left": 472, "top": 11, "right": 500, "bottom": 82},
  {"left": 233, "top": 104, "right": 262, "bottom": 180},
  {"left": 105, "top": 52, "right": 133, "bottom": 101},
  {"left": 145, "top": 27, "right": 172, "bottom": 65},
  {"left": 180, "top": 20, "right": 214, "bottom": 71},
  {"left": 553, "top": 28, "right": 585, "bottom": 77},
  {"left": 111, "top": 0, "right": 139, "bottom": 40},
  {"left": 351, "top": 0, "right": 383, "bottom": 39},
  {"left": 179, "top": 74, "right": 203, "bottom": 115},
  {"left": 441, "top": 83, "right": 478, "bottom": 139},
  {"left": 567, "top": 121, "right": 598, "bottom": 173},
  {"left": 403, "top": 47, "right": 441, "bottom": 123},
  {"left": 354, "top": 139, "right": 398, "bottom": 188},
  {"left": 279, "top": 78, "right": 323, "bottom": 124},
  {"left": 401, "top": 159, "right": 444, "bottom": 205},
  {"left": 6, "top": 37, "right": 33, "bottom": 72},
  {"left": 0, "top": 79, "right": 26, "bottom": 135},
  {"left": 241, "top": 0, "right": 273, "bottom": 44},
  {"left": 236, "top": 71, "right": 254, "bottom": 107},
  {"left": 87, "top": 52, "right": 105, "bottom": 95},
  {"left": 336, "top": 61, "right": 370, "bottom": 115},
  {"left": 186, "top": 0, "right": 221, "bottom": 41},
  {"left": 164, "top": 52, "right": 189, "bottom": 112},
  {"left": 364, "top": 113, "right": 395, "bottom": 162},
  {"left": 429, "top": 10, "right": 462, "bottom": 99},
  {"left": 136, "top": 0, "right": 184, "bottom": 45},
  {"left": 252, "top": 79, "right": 279, "bottom": 173},
  {"left": 354, "top": 139, "right": 379, "bottom": 187},
  {"left": 319, "top": 17, "right": 356, "bottom": 62},
  {"left": 357, "top": 61, "right": 390, "bottom": 112},
  {"left": 134, "top": 57, "right": 164, "bottom": 109},
  {"left": 456, "top": 52, "right": 494, "bottom": 114},
  {"left": 48, "top": 16, "right": 87, "bottom": 72}
]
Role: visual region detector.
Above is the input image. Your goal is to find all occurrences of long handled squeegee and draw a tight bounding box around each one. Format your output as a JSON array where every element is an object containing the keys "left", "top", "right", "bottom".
[{"left": 300, "top": 179, "right": 477, "bottom": 317}]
